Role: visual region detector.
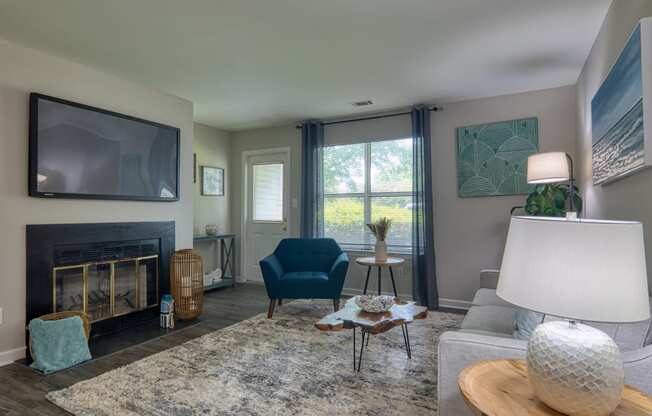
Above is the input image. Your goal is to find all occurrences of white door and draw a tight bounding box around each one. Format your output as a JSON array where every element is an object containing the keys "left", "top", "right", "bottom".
[{"left": 244, "top": 150, "right": 290, "bottom": 281}]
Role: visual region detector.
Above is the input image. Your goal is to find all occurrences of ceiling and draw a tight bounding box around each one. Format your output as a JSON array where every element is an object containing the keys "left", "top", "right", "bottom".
[{"left": 0, "top": 0, "right": 611, "bottom": 131}]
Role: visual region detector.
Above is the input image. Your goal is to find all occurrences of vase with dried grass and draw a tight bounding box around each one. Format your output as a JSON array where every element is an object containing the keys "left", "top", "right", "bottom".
[{"left": 367, "top": 217, "right": 392, "bottom": 262}]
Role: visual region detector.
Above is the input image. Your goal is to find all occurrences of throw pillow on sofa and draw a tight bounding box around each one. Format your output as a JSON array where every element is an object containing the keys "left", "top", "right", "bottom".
[{"left": 513, "top": 308, "right": 544, "bottom": 340}]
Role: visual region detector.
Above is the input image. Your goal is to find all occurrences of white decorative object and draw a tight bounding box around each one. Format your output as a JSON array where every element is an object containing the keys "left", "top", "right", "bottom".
[
  {"left": 374, "top": 241, "right": 388, "bottom": 262},
  {"left": 205, "top": 224, "right": 218, "bottom": 236},
  {"left": 527, "top": 321, "right": 624, "bottom": 416},
  {"left": 355, "top": 295, "right": 395, "bottom": 313},
  {"left": 498, "top": 216, "right": 650, "bottom": 416}
]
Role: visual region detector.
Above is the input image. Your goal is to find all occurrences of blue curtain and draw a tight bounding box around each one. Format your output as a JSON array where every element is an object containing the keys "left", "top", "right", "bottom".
[
  {"left": 300, "top": 121, "right": 324, "bottom": 238},
  {"left": 411, "top": 106, "right": 439, "bottom": 309}
]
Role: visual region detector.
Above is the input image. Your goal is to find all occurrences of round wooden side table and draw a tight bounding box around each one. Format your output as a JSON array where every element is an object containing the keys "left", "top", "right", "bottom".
[
  {"left": 458, "top": 359, "right": 652, "bottom": 416},
  {"left": 355, "top": 257, "right": 404, "bottom": 297}
]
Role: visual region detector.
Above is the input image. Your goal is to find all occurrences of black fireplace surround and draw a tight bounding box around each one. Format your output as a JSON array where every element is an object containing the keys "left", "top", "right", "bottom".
[{"left": 26, "top": 221, "right": 175, "bottom": 357}]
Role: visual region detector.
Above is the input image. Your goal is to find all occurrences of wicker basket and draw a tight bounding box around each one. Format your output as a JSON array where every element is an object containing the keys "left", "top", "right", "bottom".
[
  {"left": 170, "top": 249, "right": 204, "bottom": 320},
  {"left": 28, "top": 311, "right": 90, "bottom": 358}
]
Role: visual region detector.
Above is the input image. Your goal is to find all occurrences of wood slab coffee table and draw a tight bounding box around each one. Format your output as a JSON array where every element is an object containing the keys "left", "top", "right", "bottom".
[{"left": 315, "top": 297, "right": 427, "bottom": 371}]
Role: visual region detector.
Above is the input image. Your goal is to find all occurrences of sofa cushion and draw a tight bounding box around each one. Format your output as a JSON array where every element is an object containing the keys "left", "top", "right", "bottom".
[
  {"left": 274, "top": 238, "right": 343, "bottom": 273},
  {"left": 461, "top": 305, "right": 516, "bottom": 336},
  {"left": 472, "top": 288, "right": 513, "bottom": 308},
  {"left": 279, "top": 271, "right": 331, "bottom": 298},
  {"left": 458, "top": 329, "right": 515, "bottom": 339}
]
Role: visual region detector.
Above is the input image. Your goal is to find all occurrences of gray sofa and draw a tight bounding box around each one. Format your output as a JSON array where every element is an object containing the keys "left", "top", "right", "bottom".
[{"left": 437, "top": 270, "right": 652, "bottom": 416}]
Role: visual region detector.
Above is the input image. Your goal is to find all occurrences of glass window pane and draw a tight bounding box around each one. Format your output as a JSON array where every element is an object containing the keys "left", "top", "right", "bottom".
[
  {"left": 324, "top": 196, "right": 366, "bottom": 246},
  {"left": 370, "top": 138, "right": 413, "bottom": 192},
  {"left": 323, "top": 144, "right": 365, "bottom": 194},
  {"left": 370, "top": 196, "right": 412, "bottom": 248},
  {"left": 253, "top": 163, "right": 284, "bottom": 221}
]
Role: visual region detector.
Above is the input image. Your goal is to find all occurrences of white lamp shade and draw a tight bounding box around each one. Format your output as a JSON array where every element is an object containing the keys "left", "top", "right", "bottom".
[
  {"left": 497, "top": 216, "right": 650, "bottom": 323},
  {"left": 527, "top": 152, "right": 570, "bottom": 184}
]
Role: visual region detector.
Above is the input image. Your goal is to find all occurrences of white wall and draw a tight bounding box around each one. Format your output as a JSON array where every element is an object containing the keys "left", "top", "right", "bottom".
[
  {"left": 432, "top": 86, "right": 577, "bottom": 306},
  {"left": 193, "top": 123, "right": 231, "bottom": 270},
  {"left": 0, "top": 38, "right": 194, "bottom": 362},
  {"left": 575, "top": 0, "right": 652, "bottom": 294}
]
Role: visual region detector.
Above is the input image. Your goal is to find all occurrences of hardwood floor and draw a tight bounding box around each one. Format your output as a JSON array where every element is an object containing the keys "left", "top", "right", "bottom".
[
  {"left": 0, "top": 283, "right": 271, "bottom": 416},
  {"left": 0, "top": 283, "right": 463, "bottom": 415}
]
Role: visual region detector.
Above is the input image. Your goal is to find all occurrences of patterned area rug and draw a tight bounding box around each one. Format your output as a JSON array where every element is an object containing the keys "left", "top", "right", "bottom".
[{"left": 47, "top": 300, "right": 462, "bottom": 415}]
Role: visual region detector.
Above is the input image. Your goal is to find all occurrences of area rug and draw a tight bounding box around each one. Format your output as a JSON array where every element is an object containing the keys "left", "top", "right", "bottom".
[{"left": 47, "top": 300, "right": 462, "bottom": 415}]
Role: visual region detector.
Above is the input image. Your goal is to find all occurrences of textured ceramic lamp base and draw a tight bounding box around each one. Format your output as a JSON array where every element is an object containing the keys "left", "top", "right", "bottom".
[{"left": 527, "top": 321, "right": 624, "bottom": 416}]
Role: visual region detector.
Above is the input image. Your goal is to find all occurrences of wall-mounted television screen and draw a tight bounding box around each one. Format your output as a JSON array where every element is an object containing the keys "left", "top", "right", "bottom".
[{"left": 29, "top": 93, "right": 180, "bottom": 201}]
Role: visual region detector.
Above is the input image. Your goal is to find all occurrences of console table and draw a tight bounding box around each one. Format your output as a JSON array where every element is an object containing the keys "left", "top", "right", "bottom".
[{"left": 193, "top": 234, "right": 236, "bottom": 290}]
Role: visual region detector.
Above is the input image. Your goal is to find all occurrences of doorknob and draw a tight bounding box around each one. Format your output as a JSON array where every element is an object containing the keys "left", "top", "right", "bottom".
[{"left": 282, "top": 220, "right": 287, "bottom": 232}]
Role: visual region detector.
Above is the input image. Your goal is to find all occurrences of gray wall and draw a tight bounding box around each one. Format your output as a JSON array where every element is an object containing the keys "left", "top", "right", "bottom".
[
  {"left": 575, "top": 0, "right": 652, "bottom": 294},
  {"left": 0, "top": 38, "right": 194, "bottom": 362},
  {"left": 432, "top": 86, "right": 577, "bottom": 307},
  {"left": 193, "top": 123, "right": 232, "bottom": 270},
  {"left": 228, "top": 85, "right": 577, "bottom": 306}
]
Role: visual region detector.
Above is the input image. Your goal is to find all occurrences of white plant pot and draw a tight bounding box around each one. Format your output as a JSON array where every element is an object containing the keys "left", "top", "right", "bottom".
[{"left": 374, "top": 241, "right": 388, "bottom": 262}]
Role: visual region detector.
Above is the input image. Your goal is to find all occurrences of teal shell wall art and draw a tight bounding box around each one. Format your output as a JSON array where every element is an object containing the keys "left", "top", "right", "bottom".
[{"left": 456, "top": 117, "right": 539, "bottom": 197}]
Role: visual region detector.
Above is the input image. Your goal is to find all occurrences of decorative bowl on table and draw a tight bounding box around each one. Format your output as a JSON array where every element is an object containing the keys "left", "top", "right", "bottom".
[{"left": 354, "top": 295, "right": 395, "bottom": 313}]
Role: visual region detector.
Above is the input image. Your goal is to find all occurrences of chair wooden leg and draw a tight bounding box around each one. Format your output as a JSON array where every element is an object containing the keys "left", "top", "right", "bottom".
[
  {"left": 278, "top": 298, "right": 282, "bottom": 306},
  {"left": 267, "top": 299, "right": 277, "bottom": 319},
  {"left": 333, "top": 299, "right": 340, "bottom": 311}
]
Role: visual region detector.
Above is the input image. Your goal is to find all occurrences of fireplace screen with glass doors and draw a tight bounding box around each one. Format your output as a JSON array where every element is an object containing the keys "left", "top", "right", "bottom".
[{"left": 52, "top": 248, "right": 159, "bottom": 322}]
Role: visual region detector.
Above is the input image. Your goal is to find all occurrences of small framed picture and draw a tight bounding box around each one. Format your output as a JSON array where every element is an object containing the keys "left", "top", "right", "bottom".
[{"left": 201, "top": 166, "right": 224, "bottom": 196}]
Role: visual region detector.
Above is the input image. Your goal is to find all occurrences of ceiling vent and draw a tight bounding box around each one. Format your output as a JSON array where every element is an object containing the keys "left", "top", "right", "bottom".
[{"left": 351, "top": 100, "right": 373, "bottom": 107}]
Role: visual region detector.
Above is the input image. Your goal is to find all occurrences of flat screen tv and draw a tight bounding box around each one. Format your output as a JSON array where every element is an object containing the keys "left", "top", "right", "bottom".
[{"left": 29, "top": 93, "right": 180, "bottom": 201}]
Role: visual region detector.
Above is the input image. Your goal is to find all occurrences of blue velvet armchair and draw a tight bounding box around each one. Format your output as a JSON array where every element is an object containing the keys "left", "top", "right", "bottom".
[{"left": 259, "top": 238, "right": 349, "bottom": 318}]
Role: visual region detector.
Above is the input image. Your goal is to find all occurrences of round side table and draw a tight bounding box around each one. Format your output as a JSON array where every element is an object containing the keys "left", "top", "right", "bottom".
[
  {"left": 355, "top": 257, "right": 404, "bottom": 297},
  {"left": 458, "top": 359, "right": 652, "bottom": 416}
]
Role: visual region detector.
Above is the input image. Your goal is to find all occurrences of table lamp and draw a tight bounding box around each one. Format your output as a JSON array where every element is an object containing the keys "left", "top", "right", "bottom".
[
  {"left": 526, "top": 151, "right": 576, "bottom": 215},
  {"left": 497, "top": 216, "right": 650, "bottom": 416}
]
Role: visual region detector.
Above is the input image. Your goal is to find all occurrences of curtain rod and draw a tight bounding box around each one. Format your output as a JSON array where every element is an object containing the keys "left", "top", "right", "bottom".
[{"left": 295, "top": 106, "right": 441, "bottom": 129}]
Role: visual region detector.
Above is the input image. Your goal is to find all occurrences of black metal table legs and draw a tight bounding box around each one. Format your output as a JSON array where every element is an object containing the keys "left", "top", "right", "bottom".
[
  {"left": 362, "top": 266, "right": 399, "bottom": 297},
  {"left": 363, "top": 266, "right": 371, "bottom": 294},
  {"left": 352, "top": 324, "right": 412, "bottom": 372}
]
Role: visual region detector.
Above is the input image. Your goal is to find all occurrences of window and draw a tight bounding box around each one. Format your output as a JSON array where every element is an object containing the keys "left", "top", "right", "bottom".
[
  {"left": 322, "top": 138, "right": 413, "bottom": 251},
  {"left": 253, "top": 163, "right": 284, "bottom": 222}
]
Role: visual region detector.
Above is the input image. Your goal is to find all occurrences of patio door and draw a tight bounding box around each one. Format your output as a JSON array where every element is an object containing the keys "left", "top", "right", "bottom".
[{"left": 243, "top": 149, "right": 290, "bottom": 281}]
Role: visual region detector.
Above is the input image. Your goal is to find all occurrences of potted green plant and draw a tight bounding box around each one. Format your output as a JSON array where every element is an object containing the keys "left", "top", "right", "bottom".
[
  {"left": 524, "top": 184, "right": 583, "bottom": 217},
  {"left": 367, "top": 217, "right": 392, "bottom": 262}
]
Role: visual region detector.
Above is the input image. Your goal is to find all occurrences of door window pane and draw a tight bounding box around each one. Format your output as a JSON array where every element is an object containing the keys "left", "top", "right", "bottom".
[
  {"left": 253, "top": 163, "right": 284, "bottom": 222},
  {"left": 323, "top": 144, "right": 365, "bottom": 194},
  {"left": 370, "top": 196, "right": 412, "bottom": 248},
  {"left": 371, "top": 138, "right": 413, "bottom": 192},
  {"left": 324, "top": 197, "right": 366, "bottom": 246}
]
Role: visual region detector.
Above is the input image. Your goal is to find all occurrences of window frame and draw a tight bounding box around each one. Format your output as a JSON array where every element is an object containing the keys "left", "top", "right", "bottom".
[{"left": 322, "top": 139, "right": 413, "bottom": 253}]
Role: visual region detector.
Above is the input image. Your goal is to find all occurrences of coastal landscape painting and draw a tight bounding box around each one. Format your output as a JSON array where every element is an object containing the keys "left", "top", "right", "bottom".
[{"left": 591, "top": 23, "right": 645, "bottom": 185}]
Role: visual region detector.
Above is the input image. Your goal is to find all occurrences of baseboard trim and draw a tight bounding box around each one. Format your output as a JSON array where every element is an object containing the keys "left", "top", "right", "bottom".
[
  {"left": 438, "top": 297, "right": 471, "bottom": 311},
  {"left": 243, "top": 279, "right": 471, "bottom": 311},
  {"left": 0, "top": 346, "right": 25, "bottom": 367}
]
